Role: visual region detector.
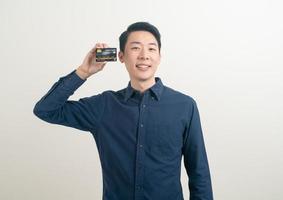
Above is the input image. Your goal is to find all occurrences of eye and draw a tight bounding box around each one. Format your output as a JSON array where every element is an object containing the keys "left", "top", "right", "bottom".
[
  {"left": 149, "top": 48, "right": 156, "bottom": 51},
  {"left": 131, "top": 47, "right": 140, "bottom": 50}
]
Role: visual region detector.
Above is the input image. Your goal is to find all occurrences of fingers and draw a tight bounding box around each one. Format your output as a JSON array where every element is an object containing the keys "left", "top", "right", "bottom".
[
  {"left": 90, "top": 43, "right": 109, "bottom": 54},
  {"left": 89, "top": 43, "right": 108, "bottom": 63},
  {"left": 94, "top": 43, "right": 108, "bottom": 49},
  {"left": 102, "top": 43, "right": 109, "bottom": 48},
  {"left": 96, "top": 43, "right": 104, "bottom": 48}
]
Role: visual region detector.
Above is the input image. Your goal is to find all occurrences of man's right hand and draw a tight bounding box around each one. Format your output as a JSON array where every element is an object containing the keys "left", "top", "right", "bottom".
[{"left": 76, "top": 43, "right": 109, "bottom": 80}]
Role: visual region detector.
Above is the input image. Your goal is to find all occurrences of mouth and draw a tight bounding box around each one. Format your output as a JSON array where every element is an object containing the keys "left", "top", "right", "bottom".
[{"left": 136, "top": 64, "right": 151, "bottom": 71}]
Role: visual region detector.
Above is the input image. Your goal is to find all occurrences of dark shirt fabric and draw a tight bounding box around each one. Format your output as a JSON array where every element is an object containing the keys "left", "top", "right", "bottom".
[{"left": 33, "top": 70, "right": 213, "bottom": 200}]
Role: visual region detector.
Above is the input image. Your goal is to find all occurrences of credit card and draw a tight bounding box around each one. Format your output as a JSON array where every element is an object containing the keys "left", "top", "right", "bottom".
[{"left": 95, "top": 48, "right": 117, "bottom": 62}]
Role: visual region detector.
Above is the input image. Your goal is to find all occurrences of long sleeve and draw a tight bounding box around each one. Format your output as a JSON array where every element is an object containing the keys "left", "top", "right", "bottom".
[
  {"left": 182, "top": 99, "right": 213, "bottom": 200},
  {"left": 33, "top": 70, "right": 105, "bottom": 133}
]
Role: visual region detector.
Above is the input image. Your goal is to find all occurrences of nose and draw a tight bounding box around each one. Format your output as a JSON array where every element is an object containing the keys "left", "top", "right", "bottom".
[{"left": 138, "top": 48, "right": 149, "bottom": 60}]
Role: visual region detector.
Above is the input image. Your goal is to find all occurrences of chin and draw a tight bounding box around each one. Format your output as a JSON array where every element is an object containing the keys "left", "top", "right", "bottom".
[{"left": 136, "top": 75, "right": 154, "bottom": 82}]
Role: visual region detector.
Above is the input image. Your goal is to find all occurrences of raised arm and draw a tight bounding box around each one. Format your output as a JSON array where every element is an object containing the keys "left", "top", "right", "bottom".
[{"left": 33, "top": 43, "right": 109, "bottom": 132}]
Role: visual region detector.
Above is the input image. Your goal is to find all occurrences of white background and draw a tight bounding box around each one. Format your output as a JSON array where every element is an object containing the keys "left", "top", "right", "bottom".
[{"left": 1, "top": 0, "right": 282, "bottom": 199}]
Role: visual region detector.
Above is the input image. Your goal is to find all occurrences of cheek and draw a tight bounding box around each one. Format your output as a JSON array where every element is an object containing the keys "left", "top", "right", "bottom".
[
  {"left": 125, "top": 60, "right": 136, "bottom": 68},
  {"left": 125, "top": 62, "right": 136, "bottom": 72},
  {"left": 127, "top": 57, "right": 138, "bottom": 66},
  {"left": 153, "top": 56, "right": 161, "bottom": 65}
]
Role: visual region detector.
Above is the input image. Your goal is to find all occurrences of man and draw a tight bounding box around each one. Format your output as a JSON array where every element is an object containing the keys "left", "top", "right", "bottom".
[{"left": 33, "top": 22, "right": 213, "bottom": 200}]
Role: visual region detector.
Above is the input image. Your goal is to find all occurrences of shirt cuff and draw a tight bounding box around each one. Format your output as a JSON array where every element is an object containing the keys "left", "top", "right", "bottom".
[{"left": 61, "top": 69, "right": 86, "bottom": 91}]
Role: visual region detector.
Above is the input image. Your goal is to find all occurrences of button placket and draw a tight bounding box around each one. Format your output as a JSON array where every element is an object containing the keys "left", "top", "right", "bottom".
[{"left": 134, "top": 92, "right": 148, "bottom": 199}]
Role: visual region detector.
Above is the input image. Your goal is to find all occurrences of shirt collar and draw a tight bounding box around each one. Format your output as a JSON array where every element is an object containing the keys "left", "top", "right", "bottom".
[{"left": 124, "top": 77, "right": 164, "bottom": 102}]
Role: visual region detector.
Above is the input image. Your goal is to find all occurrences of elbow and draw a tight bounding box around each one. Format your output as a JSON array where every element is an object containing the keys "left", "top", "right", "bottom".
[
  {"left": 33, "top": 102, "right": 46, "bottom": 119},
  {"left": 33, "top": 103, "right": 41, "bottom": 118},
  {"left": 33, "top": 102, "right": 58, "bottom": 123}
]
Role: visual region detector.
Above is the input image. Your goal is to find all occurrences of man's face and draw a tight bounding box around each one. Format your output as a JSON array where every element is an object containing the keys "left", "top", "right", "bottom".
[{"left": 119, "top": 31, "right": 161, "bottom": 83}]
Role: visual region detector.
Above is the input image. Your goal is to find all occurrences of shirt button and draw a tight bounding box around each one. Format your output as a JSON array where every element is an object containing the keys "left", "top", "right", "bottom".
[
  {"left": 137, "top": 186, "right": 142, "bottom": 190},
  {"left": 140, "top": 124, "right": 144, "bottom": 127},
  {"left": 143, "top": 104, "right": 146, "bottom": 108},
  {"left": 139, "top": 144, "right": 143, "bottom": 148}
]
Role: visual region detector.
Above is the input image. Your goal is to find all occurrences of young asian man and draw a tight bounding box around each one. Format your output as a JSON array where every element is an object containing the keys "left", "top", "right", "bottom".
[{"left": 33, "top": 21, "right": 213, "bottom": 200}]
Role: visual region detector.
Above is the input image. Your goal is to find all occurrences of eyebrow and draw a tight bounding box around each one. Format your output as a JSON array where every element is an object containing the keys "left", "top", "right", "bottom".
[{"left": 130, "top": 41, "right": 157, "bottom": 46}]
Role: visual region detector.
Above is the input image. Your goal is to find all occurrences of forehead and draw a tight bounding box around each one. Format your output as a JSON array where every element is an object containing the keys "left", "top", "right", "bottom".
[{"left": 126, "top": 31, "right": 158, "bottom": 46}]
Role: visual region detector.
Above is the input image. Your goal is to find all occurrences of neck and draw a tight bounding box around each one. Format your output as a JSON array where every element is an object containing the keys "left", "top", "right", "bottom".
[{"left": 130, "top": 77, "right": 156, "bottom": 93}]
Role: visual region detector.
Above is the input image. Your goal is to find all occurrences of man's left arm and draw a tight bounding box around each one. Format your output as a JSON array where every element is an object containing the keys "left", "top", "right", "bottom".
[{"left": 182, "top": 98, "right": 213, "bottom": 200}]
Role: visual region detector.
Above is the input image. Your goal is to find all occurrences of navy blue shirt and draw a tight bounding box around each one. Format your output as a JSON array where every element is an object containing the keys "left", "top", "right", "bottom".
[{"left": 33, "top": 70, "right": 213, "bottom": 200}]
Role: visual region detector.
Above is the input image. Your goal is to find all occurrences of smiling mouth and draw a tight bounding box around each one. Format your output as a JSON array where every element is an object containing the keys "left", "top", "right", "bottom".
[{"left": 136, "top": 64, "right": 151, "bottom": 69}]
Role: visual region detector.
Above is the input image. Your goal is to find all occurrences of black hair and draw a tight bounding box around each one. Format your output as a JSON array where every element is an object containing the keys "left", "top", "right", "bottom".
[{"left": 119, "top": 22, "right": 161, "bottom": 53}]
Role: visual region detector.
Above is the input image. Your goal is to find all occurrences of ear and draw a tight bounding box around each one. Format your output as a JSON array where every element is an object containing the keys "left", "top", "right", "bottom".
[{"left": 118, "top": 51, "right": 124, "bottom": 63}]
